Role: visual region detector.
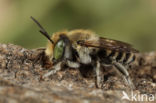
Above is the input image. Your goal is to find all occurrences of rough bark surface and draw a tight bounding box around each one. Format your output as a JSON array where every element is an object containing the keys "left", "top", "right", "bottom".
[{"left": 0, "top": 44, "right": 156, "bottom": 103}]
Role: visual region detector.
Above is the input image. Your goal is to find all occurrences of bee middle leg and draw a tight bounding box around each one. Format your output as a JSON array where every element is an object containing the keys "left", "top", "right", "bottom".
[
  {"left": 95, "top": 60, "right": 104, "bottom": 88},
  {"left": 112, "top": 61, "right": 135, "bottom": 89}
]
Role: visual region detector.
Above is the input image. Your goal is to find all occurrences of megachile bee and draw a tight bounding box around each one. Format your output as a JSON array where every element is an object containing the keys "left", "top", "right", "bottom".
[{"left": 31, "top": 16, "right": 139, "bottom": 89}]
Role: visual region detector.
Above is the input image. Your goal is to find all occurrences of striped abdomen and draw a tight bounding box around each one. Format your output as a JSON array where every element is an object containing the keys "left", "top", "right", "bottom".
[{"left": 98, "top": 49, "right": 136, "bottom": 65}]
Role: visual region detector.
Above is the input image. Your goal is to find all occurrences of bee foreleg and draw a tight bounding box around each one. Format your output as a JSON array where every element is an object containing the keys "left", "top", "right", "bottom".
[
  {"left": 95, "top": 60, "right": 104, "bottom": 88},
  {"left": 112, "top": 61, "right": 135, "bottom": 89},
  {"left": 43, "top": 62, "right": 62, "bottom": 78}
]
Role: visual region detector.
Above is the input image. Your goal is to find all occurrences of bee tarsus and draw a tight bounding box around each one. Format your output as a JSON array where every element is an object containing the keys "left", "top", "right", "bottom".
[{"left": 112, "top": 61, "right": 135, "bottom": 89}]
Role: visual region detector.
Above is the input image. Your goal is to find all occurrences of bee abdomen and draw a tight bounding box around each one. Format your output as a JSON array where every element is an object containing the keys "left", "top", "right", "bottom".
[
  {"left": 115, "top": 52, "right": 136, "bottom": 65},
  {"left": 98, "top": 49, "right": 136, "bottom": 65},
  {"left": 126, "top": 54, "right": 136, "bottom": 64},
  {"left": 116, "top": 52, "right": 123, "bottom": 61},
  {"left": 108, "top": 51, "right": 136, "bottom": 65},
  {"left": 123, "top": 53, "right": 136, "bottom": 65},
  {"left": 108, "top": 50, "right": 119, "bottom": 60}
]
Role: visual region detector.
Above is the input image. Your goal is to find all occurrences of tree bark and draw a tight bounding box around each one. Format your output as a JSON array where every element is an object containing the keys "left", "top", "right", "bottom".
[{"left": 0, "top": 44, "right": 155, "bottom": 103}]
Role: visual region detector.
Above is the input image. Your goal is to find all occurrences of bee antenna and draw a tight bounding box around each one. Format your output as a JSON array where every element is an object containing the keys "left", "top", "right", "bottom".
[{"left": 30, "top": 16, "right": 54, "bottom": 44}]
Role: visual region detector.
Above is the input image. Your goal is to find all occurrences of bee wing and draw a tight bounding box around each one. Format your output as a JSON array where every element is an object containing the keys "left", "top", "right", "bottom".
[{"left": 78, "top": 37, "right": 138, "bottom": 53}]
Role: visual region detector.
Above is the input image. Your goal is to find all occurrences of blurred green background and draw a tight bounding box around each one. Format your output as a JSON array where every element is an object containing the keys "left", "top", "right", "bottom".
[{"left": 0, "top": 0, "right": 156, "bottom": 52}]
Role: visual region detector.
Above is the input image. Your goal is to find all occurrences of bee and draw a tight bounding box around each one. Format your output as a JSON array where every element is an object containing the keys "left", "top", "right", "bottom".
[{"left": 31, "top": 17, "right": 138, "bottom": 88}]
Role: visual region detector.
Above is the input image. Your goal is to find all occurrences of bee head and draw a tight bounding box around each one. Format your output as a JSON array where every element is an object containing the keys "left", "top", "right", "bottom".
[{"left": 31, "top": 16, "right": 73, "bottom": 64}]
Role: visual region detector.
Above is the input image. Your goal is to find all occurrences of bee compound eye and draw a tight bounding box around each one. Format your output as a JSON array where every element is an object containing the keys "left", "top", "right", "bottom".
[{"left": 53, "top": 40, "right": 65, "bottom": 60}]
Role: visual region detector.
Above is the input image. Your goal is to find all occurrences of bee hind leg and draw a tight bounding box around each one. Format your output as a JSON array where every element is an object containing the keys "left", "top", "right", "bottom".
[
  {"left": 112, "top": 61, "right": 135, "bottom": 89},
  {"left": 95, "top": 61, "right": 104, "bottom": 88}
]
